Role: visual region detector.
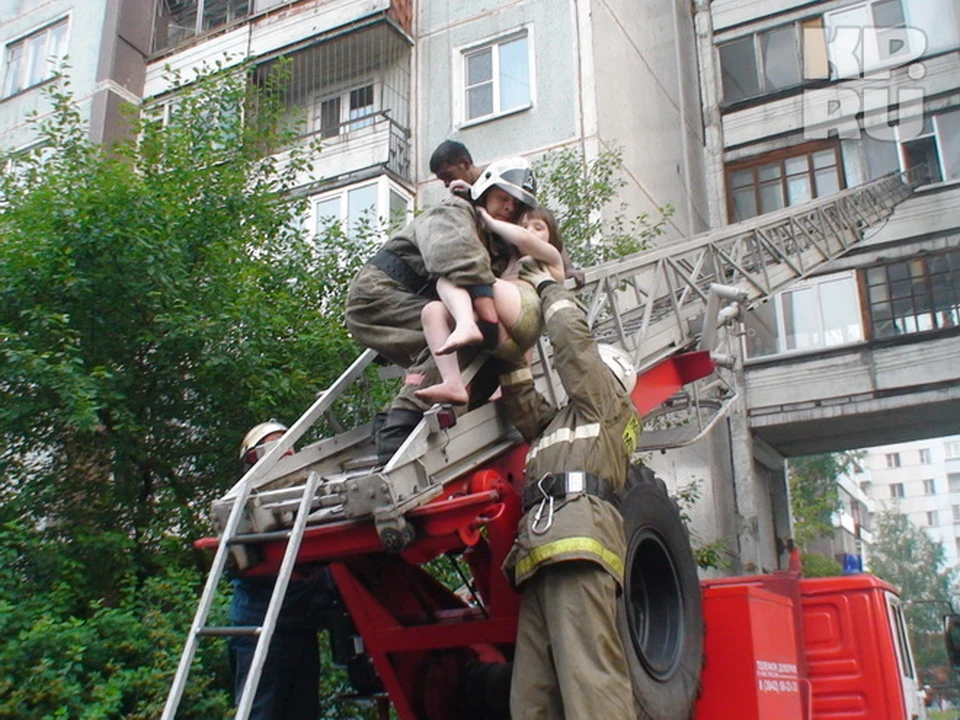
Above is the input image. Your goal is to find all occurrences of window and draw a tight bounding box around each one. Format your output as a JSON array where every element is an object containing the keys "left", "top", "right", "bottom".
[
  {"left": 3, "top": 19, "right": 68, "bottom": 97},
  {"left": 953, "top": 505, "right": 960, "bottom": 523},
  {"left": 950, "top": 473, "right": 960, "bottom": 492},
  {"left": 923, "top": 479, "right": 936, "bottom": 495},
  {"left": 462, "top": 31, "right": 531, "bottom": 123},
  {"left": 886, "top": 453, "right": 901, "bottom": 468},
  {"left": 718, "top": 18, "right": 827, "bottom": 104},
  {"left": 727, "top": 143, "right": 843, "bottom": 221},
  {"left": 153, "top": 0, "right": 251, "bottom": 53},
  {"left": 890, "top": 482, "right": 904, "bottom": 498},
  {"left": 311, "top": 178, "right": 410, "bottom": 241},
  {"left": 927, "top": 510, "right": 939, "bottom": 526},
  {"left": 824, "top": 0, "right": 910, "bottom": 79},
  {"left": 947, "top": 442, "right": 960, "bottom": 460},
  {"left": 744, "top": 273, "right": 863, "bottom": 358},
  {"left": 312, "top": 83, "right": 377, "bottom": 138},
  {"left": 862, "top": 109, "right": 960, "bottom": 185},
  {"left": 919, "top": 448, "right": 931, "bottom": 464},
  {"left": 862, "top": 248, "right": 960, "bottom": 340}
]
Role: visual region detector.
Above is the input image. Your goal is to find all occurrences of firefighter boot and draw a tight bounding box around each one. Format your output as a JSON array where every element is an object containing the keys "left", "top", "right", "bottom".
[{"left": 375, "top": 408, "right": 422, "bottom": 465}]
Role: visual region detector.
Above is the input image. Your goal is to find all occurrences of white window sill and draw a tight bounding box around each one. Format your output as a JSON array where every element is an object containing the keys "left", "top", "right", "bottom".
[{"left": 458, "top": 104, "right": 531, "bottom": 130}]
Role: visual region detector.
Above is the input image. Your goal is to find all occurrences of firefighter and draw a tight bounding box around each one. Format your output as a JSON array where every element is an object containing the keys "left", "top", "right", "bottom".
[
  {"left": 429, "top": 139, "right": 586, "bottom": 288},
  {"left": 345, "top": 157, "right": 538, "bottom": 462},
  {"left": 229, "top": 422, "right": 341, "bottom": 720},
  {"left": 498, "top": 262, "right": 639, "bottom": 719}
]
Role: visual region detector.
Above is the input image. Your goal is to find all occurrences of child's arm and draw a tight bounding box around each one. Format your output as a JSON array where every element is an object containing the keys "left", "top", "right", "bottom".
[{"left": 477, "top": 208, "right": 564, "bottom": 282}]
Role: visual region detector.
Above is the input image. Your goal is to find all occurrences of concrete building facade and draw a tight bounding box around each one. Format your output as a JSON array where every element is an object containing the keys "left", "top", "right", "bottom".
[
  {"left": 2, "top": 0, "right": 958, "bottom": 577},
  {"left": 857, "top": 434, "right": 960, "bottom": 568}
]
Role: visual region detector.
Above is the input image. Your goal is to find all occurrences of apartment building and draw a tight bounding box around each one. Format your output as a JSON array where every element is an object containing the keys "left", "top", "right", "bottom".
[
  {"left": 856, "top": 434, "right": 960, "bottom": 568},
  {"left": 2, "top": 0, "right": 958, "bottom": 576},
  {"left": 0, "top": 0, "right": 152, "bottom": 151}
]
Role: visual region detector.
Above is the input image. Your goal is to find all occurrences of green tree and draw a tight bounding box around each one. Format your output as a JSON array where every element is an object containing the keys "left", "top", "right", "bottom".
[
  {"left": 532, "top": 144, "right": 673, "bottom": 267},
  {"left": 869, "top": 508, "right": 959, "bottom": 693},
  {"left": 788, "top": 452, "right": 861, "bottom": 549},
  {"left": 0, "top": 65, "right": 385, "bottom": 717}
]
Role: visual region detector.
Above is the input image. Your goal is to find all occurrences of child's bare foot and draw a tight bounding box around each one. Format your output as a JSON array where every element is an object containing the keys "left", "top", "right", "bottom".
[
  {"left": 415, "top": 382, "right": 469, "bottom": 406},
  {"left": 437, "top": 323, "right": 483, "bottom": 355}
]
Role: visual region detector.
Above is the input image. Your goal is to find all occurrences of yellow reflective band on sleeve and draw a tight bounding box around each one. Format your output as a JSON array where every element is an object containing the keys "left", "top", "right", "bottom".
[
  {"left": 500, "top": 367, "right": 533, "bottom": 386},
  {"left": 527, "top": 423, "right": 601, "bottom": 462},
  {"left": 544, "top": 299, "right": 578, "bottom": 325},
  {"left": 623, "top": 415, "right": 641, "bottom": 456},
  {"left": 515, "top": 537, "right": 625, "bottom": 580}
]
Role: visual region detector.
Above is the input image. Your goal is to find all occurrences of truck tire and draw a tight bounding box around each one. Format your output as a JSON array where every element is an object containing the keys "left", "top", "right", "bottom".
[{"left": 617, "top": 465, "right": 703, "bottom": 720}]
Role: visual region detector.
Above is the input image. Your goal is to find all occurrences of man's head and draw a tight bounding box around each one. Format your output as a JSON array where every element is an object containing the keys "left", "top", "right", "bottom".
[
  {"left": 430, "top": 140, "right": 478, "bottom": 186},
  {"left": 239, "top": 420, "right": 289, "bottom": 469},
  {"left": 471, "top": 156, "right": 538, "bottom": 222}
]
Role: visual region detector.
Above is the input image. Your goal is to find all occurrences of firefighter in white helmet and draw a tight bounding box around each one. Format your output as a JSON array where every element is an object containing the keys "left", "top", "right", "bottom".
[
  {"left": 229, "top": 422, "right": 346, "bottom": 719},
  {"left": 345, "top": 156, "right": 538, "bottom": 462},
  {"left": 498, "top": 261, "right": 639, "bottom": 719}
]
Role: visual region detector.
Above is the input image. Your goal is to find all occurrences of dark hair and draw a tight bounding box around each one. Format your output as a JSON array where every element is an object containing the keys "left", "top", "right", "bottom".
[
  {"left": 522, "top": 206, "right": 563, "bottom": 253},
  {"left": 429, "top": 140, "right": 473, "bottom": 173}
]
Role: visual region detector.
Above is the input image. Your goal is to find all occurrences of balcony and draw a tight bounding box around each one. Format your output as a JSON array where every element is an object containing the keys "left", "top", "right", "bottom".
[
  {"left": 151, "top": 0, "right": 413, "bottom": 56},
  {"left": 255, "top": 20, "right": 412, "bottom": 183}
]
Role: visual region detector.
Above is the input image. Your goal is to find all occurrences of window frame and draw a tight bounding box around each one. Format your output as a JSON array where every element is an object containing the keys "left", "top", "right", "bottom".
[
  {"left": 312, "top": 81, "right": 379, "bottom": 139},
  {"left": 919, "top": 448, "right": 932, "bottom": 464},
  {"left": 923, "top": 479, "right": 936, "bottom": 495},
  {"left": 890, "top": 482, "right": 904, "bottom": 498},
  {"left": 823, "top": 0, "right": 911, "bottom": 80},
  {"left": 743, "top": 271, "right": 865, "bottom": 359},
  {"left": 717, "top": 16, "right": 828, "bottom": 106},
  {"left": 859, "top": 247, "right": 960, "bottom": 340},
  {"left": 309, "top": 176, "right": 411, "bottom": 242},
  {"left": 456, "top": 27, "right": 534, "bottom": 127},
  {"left": 726, "top": 140, "right": 845, "bottom": 222},
  {"left": 886, "top": 453, "right": 901, "bottom": 468},
  {"left": 152, "top": 0, "right": 252, "bottom": 54},
  {"left": 3, "top": 17, "right": 70, "bottom": 99}
]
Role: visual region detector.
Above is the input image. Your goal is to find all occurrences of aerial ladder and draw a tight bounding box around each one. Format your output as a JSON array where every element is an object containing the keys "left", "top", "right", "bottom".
[{"left": 162, "top": 167, "right": 925, "bottom": 720}]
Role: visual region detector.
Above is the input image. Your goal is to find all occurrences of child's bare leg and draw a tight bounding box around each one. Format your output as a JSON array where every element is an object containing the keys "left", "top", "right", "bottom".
[
  {"left": 416, "top": 300, "right": 470, "bottom": 405},
  {"left": 436, "top": 277, "right": 483, "bottom": 355}
]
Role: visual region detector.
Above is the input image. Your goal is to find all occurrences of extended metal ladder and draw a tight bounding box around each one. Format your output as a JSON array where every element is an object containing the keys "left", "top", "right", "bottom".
[
  {"left": 205, "top": 166, "right": 924, "bottom": 541},
  {"left": 162, "top": 167, "right": 923, "bottom": 717}
]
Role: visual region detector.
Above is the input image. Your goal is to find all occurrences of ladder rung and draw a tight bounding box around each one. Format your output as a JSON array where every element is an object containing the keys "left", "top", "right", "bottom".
[
  {"left": 198, "top": 625, "right": 261, "bottom": 637},
  {"left": 227, "top": 529, "right": 294, "bottom": 544}
]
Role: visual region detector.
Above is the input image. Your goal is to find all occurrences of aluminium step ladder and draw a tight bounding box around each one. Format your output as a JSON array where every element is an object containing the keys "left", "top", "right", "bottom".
[{"left": 162, "top": 167, "right": 924, "bottom": 717}]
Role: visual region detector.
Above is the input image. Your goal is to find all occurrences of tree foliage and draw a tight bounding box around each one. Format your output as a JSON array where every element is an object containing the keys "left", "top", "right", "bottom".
[
  {"left": 533, "top": 144, "right": 673, "bottom": 267},
  {"left": 870, "top": 508, "right": 959, "bottom": 691},
  {"left": 0, "top": 66, "right": 385, "bottom": 717},
  {"left": 788, "top": 452, "right": 861, "bottom": 549}
]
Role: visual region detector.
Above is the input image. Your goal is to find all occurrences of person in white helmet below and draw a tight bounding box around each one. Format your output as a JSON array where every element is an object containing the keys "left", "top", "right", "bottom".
[
  {"left": 496, "top": 262, "right": 640, "bottom": 719},
  {"left": 229, "top": 422, "right": 378, "bottom": 719},
  {"left": 345, "top": 156, "right": 538, "bottom": 463}
]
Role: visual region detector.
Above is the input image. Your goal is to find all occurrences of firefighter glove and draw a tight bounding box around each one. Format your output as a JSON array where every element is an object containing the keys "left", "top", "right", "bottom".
[{"left": 519, "top": 260, "right": 555, "bottom": 294}]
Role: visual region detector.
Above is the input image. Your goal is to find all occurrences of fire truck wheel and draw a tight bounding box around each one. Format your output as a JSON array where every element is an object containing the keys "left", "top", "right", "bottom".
[{"left": 617, "top": 465, "right": 704, "bottom": 720}]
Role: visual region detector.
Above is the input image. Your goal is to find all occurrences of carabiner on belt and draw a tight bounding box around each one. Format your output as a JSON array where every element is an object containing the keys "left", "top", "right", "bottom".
[{"left": 530, "top": 474, "right": 556, "bottom": 535}]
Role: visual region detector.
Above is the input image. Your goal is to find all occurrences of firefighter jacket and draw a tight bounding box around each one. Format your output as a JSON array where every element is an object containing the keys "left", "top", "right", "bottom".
[
  {"left": 500, "top": 282, "right": 641, "bottom": 588},
  {"left": 380, "top": 195, "right": 510, "bottom": 288}
]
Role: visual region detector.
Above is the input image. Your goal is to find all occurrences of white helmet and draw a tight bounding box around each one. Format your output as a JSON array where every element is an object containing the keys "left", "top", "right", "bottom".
[
  {"left": 471, "top": 156, "right": 538, "bottom": 209},
  {"left": 239, "top": 420, "right": 287, "bottom": 459},
  {"left": 598, "top": 344, "right": 637, "bottom": 394}
]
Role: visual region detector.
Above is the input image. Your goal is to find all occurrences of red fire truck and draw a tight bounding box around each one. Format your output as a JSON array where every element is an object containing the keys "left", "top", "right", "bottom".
[{"left": 163, "top": 170, "right": 931, "bottom": 720}]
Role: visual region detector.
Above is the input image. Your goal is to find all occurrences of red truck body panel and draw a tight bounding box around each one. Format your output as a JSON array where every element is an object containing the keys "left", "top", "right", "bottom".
[
  {"left": 695, "top": 584, "right": 805, "bottom": 719},
  {"left": 801, "top": 575, "right": 910, "bottom": 720},
  {"left": 697, "top": 572, "right": 914, "bottom": 720}
]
